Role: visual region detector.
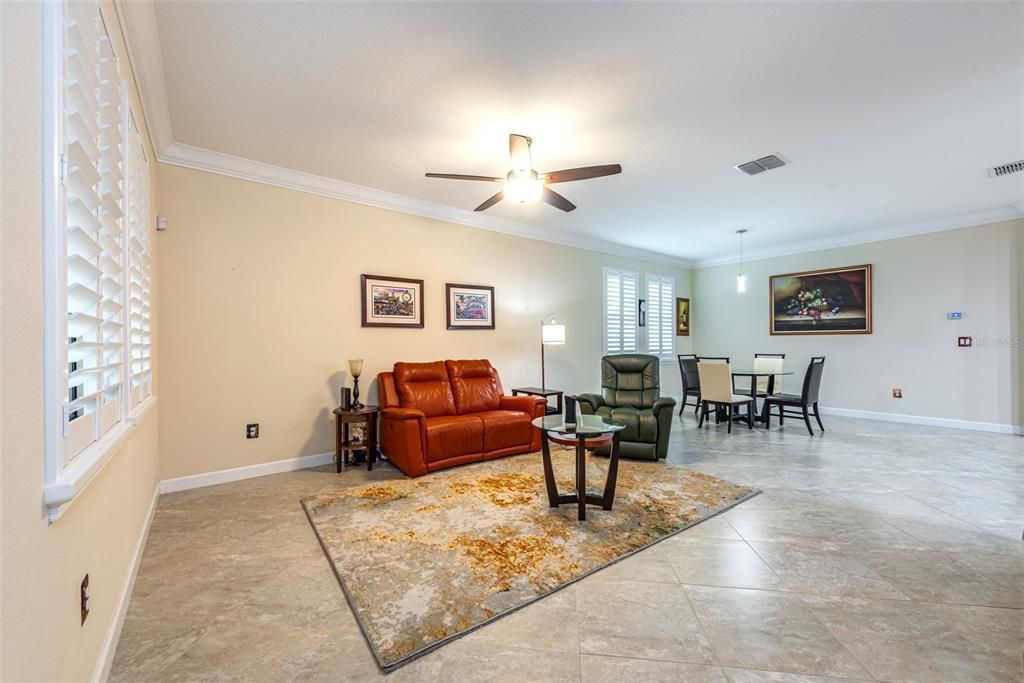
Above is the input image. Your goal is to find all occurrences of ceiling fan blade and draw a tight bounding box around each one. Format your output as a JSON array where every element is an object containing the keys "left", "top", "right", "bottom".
[
  {"left": 542, "top": 187, "right": 576, "bottom": 212},
  {"left": 425, "top": 173, "right": 502, "bottom": 182},
  {"left": 543, "top": 164, "right": 622, "bottom": 184},
  {"left": 509, "top": 134, "right": 532, "bottom": 172},
  {"left": 474, "top": 191, "right": 504, "bottom": 212}
]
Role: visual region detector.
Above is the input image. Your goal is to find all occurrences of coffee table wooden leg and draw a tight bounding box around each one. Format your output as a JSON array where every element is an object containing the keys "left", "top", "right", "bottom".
[
  {"left": 576, "top": 438, "right": 587, "bottom": 521},
  {"left": 602, "top": 432, "right": 621, "bottom": 510},
  {"left": 540, "top": 434, "right": 559, "bottom": 507}
]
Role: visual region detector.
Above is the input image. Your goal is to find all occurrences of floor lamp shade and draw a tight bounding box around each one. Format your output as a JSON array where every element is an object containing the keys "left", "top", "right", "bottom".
[{"left": 542, "top": 323, "right": 566, "bottom": 345}]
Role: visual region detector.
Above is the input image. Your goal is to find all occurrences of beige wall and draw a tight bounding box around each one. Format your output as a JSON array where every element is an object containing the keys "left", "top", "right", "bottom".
[
  {"left": 1, "top": 3, "right": 161, "bottom": 681},
  {"left": 693, "top": 219, "right": 1024, "bottom": 429},
  {"left": 156, "top": 164, "right": 692, "bottom": 480}
]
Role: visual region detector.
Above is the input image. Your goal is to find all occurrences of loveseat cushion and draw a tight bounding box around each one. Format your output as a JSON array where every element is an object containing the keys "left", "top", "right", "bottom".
[
  {"left": 476, "top": 410, "right": 532, "bottom": 452},
  {"left": 446, "top": 359, "right": 502, "bottom": 415},
  {"left": 424, "top": 414, "right": 484, "bottom": 462},
  {"left": 394, "top": 361, "right": 456, "bottom": 417}
]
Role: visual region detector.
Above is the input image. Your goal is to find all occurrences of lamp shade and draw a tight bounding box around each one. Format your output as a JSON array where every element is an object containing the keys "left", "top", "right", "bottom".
[
  {"left": 542, "top": 323, "right": 566, "bottom": 345},
  {"left": 347, "top": 358, "right": 364, "bottom": 377}
]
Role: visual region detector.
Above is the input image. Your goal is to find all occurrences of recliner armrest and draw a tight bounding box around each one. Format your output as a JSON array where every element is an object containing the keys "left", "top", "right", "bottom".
[
  {"left": 499, "top": 395, "right": 547, "bottom": 417},
  {"left": 577, "top": 393, "right": 604, "bottom": 414},
  {"left": 652, "top": 397, "right": 677, "bottom": 416}
]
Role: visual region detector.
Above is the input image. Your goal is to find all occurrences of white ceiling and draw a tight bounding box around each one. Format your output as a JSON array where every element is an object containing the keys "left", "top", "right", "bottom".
[{"left": 143, "top": 1, "right": 1024, "bottom": 264}]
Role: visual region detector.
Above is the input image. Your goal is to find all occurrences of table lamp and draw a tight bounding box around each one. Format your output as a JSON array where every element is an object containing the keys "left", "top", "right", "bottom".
[
  {"left": 540, "top": 316, "right": 566, "bottom": 392},
  {"left": 348, "top": 358, "right": 364, "bottom": 409}
]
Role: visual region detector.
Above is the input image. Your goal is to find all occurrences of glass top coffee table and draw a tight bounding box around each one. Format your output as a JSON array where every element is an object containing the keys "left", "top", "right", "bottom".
[{"left": 531, "top": 415, "right": 626, "bottom": 521}]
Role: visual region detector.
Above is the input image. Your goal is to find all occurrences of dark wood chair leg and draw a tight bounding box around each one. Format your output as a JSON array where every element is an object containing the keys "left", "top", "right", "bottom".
[
  {"left": 813, "top": 403, "right": 825, "bottom": 431},
  {"left": 747, "top": 403, "right": 754, "bottom": 430},
  {"left": 779, "top": 403, "right": 785, "bottom": 425},
  {"left": 698, "top": 402, "right": 706, "bottom": 427},
  {"left": 802, "top": 405, "right": 814, "bottom": 436},
  {"left": 694, "top": 395, "right": 701, "bottom": 416},
  {"left": 727, "top": 407, "right": 733, "bottom": 434}
]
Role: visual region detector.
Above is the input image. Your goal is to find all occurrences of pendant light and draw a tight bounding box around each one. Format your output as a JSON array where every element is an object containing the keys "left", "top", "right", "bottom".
[{"left": 736, "top": 229, "right": 748, "bottom": 293}]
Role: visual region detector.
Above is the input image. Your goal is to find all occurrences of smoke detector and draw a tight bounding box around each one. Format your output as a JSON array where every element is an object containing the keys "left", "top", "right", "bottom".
[
  {"left": 987, "top": 160, "right": 1024, "bottom": 178},
  {"left": 735, "top": 154, "right": 787, "bottom": 176}
]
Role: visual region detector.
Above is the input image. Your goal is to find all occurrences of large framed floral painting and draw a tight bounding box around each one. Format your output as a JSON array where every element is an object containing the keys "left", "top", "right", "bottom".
[
  {"left": 445, "top": 283, "right": 495, "bottom": 330},
  {"left": 361, "top": 274, "right": 424, "bottom": 328},
  {"left": 769, "top": 264, "right": 872, "bottom": 335}
]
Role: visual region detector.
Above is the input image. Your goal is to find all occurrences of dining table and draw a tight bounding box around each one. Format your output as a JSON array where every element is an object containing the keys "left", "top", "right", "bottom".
[{"left": 729, "top": 369, "right": 795, "bottom": 424}]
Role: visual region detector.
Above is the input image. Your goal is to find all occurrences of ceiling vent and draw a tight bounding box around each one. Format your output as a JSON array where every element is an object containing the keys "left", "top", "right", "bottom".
[
  {"left": 988, "top": 160, "right": 1024, "bottom": 178},
  {"left": 735, "top": 154, "right": 787, "bottom": 176}
]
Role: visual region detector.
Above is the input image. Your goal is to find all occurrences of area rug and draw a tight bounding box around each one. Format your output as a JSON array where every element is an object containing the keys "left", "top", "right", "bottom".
[{"left": 301, "top": 447, "right": 759, "bottom": 672}]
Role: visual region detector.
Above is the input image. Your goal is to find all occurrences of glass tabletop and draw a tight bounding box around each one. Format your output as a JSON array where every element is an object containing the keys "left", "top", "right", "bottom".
[
  {"left": 532, "top": 414, "right": 626, "bottom": 435},
  {"left": 731, "top": 369, "right": 795, "bottom": 376}
]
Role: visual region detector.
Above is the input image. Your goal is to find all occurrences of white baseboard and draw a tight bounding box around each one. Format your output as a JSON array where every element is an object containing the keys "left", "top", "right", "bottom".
[
  {"left": 94, "top": 482, "right": 160, "bottom": 683},
  {"left": 819, "top": 406, "right": 1022, "bottom": 436},
  {"left": 158, "top": 451, "right": 335, "bottom": 494}
]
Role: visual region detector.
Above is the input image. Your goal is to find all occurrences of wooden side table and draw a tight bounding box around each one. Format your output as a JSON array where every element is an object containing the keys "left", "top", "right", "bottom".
[
  {"left": 511, "top": 387, "right": 563, "bottom": 415},
  {"left": 332, "top": 405, "right": 380, "bottom": 472}
]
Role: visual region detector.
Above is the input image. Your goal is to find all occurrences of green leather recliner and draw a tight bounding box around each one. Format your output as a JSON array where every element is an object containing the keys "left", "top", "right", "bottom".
[{"left": 577, "top": 354, "right": 676, "bottom": 460}]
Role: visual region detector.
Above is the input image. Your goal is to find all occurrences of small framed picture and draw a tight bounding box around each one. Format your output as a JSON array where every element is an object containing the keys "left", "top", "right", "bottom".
[
  {"left": 446, "top": 283, "right": 495, "bottom": 330},
  {"left": 676, "top": 297, "right": 690, "bottom": 336},
  {"left": 361, "top": 274, "right": 424, "bottom": 328}
]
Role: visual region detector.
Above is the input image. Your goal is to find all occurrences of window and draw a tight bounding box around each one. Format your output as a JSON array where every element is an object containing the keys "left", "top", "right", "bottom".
[
  {"left": 604, "top": 268, "right": 638, "bottom": 354},
  {"left": 602, "top": 268, "right": 675, "bottom": 360},
  {"left": 645, "top": 274, "right": 675, "bottom": 360},
  {"left": 43, "top": 0, "right": 153, "bottom": 520}
]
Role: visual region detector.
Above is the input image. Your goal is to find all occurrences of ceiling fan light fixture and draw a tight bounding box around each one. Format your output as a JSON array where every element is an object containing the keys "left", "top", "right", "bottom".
[{"left": 503, "top": 170, "right": 544, "bottom": 204}]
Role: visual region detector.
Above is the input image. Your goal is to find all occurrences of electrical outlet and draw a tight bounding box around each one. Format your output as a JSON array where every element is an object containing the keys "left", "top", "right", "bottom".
[
  {"left": 80, "top": 574, "right": 90, "bottom": 625},
  {"left": 958, "top": 336, "right": 972, "bottom": 348},
  {"left": 892, "top": 388, "right": 903, "bottom": 399},
  {"left": 246, "top": 423, "right": 259, "bottom": 439}
]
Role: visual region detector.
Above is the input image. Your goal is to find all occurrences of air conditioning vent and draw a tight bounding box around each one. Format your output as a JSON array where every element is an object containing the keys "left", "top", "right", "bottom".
[
  {"left": 736, "top": 154, "right": 787, "bottom": 176},
  {"left": 988, "top": 160, "right": 1024, "bottom": 178}
]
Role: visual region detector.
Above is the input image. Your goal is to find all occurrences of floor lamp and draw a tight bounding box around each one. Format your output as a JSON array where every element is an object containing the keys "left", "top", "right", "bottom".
[{"left": 541, "top": 315, "right": 566, "bottom": 392}]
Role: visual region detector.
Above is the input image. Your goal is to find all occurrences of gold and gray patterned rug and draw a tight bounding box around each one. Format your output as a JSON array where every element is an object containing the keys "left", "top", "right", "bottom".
[{"left": 301, "top": 447, "right": 759, "bottom": 672}]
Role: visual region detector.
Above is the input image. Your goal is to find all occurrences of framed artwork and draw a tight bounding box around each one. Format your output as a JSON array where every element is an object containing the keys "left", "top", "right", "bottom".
[
  {"left": 361, "top": 274, "right": 424, "bottom": 328},
  {"left": 769, "top": 264, "right": 872, "bottom": 335},
  {"left": 446, "top": 283, "right": 495, "bottom": 330},
  {"left": 676, "top": 297, "right": 690, "bottom": 336}
]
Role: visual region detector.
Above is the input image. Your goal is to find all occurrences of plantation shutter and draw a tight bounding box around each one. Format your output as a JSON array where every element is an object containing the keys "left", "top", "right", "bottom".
[
  {"left": 126, "top": 113, "right": 152, "bottom": 407},
  {"left": 604, "top": 268, "right": 638, "bottom": 354},
  {"left": 62, "top": 0, "right": 126, "bottom": 460},
  {"left": 646, "top": 275, "right": 675, "bottom": 360}
]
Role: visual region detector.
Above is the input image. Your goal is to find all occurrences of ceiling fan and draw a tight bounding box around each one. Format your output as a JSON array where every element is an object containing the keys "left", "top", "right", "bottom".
[{"left": 426, "top": 134, "right": 622, "bottom": 213}]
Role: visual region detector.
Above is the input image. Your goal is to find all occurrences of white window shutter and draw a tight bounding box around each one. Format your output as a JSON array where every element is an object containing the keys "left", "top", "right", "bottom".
[
  {"left": 604, "top": 268, "right": 639, "bottom": 355},
  {"left": 126, "top": 113, "right": 152, "bottom": 408},
  {"left": 645, "top": 275, "right": 675, "bottom": 360},
  {"left": 61, "top": 0, "right": 126, "bottom": 461}
]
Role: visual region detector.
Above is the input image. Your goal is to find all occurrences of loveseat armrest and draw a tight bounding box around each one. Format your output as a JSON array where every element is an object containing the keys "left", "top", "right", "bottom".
[
  {"left": 577, "top": 393, "right": 604, "bottom": 414},
  {"left": 379, "top": 407, "right": 428, "bottom": 477},
  {"left": 500, "top": 395, "right": 548, "bottom": 418},
  {"left": 382, "top": 407, "right": 426, "bottom": 421}
]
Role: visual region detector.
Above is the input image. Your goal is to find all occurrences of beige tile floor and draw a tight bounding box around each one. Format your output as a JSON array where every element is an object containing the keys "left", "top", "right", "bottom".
[{"left": 110, "top": 415, "right": 1024, "bottom": 682}]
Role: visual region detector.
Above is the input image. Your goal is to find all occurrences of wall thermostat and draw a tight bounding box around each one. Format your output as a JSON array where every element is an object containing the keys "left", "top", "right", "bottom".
[{"left": 947, "top": 312, "right": 963, "bottom": 320}]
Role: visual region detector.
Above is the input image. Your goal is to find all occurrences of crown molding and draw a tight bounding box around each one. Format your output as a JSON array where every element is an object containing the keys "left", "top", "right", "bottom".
[
  {"left": 692, "top": 204, "right": 1024, "bottom": 269},
  {"left": 158, "top": 142, "right": 697, "bottom": 269},
  {"left": 113, "top": 0, "right": 173, "bottom": 155}
]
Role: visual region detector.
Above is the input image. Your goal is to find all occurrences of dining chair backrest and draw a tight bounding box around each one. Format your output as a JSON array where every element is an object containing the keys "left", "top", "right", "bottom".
[
  {"left": 754, "top": 353, "right": 785, "bottom": 359},
  {"left": 678, "top": 355, "right": 700, "bottom": 391},
  {"left": 697, "top": 362, "right": 732, "bottom": 403},
  {"left": 801, "top": 356, "right": 826, "bottom": 403},
  {"left": 753, "top": 356, "right": 785, "bottom": 394},
  {"left": 697, "top": 356, "right": 730, "bottom": 364}
]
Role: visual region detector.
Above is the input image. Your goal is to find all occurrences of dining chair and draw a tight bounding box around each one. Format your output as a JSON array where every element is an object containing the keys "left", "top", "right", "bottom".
[
  {"left": 752, "top": 355, "right": 785, "bottom": 396},
  {"left": 677, "top": 354, "right": 701, "bottom": 416},
  {"left": 762, "top": 356, "right": 826, "bottom": 436},
  {"left": 696, "top": 362, "right": 754, "bottom": 433}
]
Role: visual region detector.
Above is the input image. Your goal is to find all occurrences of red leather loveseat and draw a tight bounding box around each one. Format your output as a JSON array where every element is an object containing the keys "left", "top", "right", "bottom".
[{"left": 377, "top": 359, "right": 547, "bottom": 477}]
